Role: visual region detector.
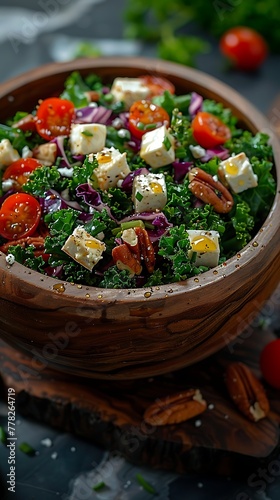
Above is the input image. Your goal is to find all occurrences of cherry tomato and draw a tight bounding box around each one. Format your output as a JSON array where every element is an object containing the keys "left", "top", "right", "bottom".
[
  {"left": 191, "top": 111, "right": 231, "bottom": 149},
  {"left": 35, "top": 97, "right": 75, "bottom": 140},
  {"left": 260, "top": 339, "right": 280, "bottom": 389},
  {"left": 220, "top": 26, "right": 268, "bottom": 71},
  {"left": 2, "top": 158, "right": 42, "bottom": 191},
  {"left": 139, "top": 75, "right": 175, "bottom": 96},
  {"left": 12, "top": 114, "right": 36, "bottom": 132},
  {"left": 0, "top": 193, "right": 41, "bottom": 240},
  {"left": 128, "top": 100, "right": 170, "bottom": 140}
]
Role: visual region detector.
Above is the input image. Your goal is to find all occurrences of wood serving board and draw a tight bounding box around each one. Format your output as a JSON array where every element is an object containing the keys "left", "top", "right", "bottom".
[{"left": 0, "top": 328, "right": 280, "bottom": 478}]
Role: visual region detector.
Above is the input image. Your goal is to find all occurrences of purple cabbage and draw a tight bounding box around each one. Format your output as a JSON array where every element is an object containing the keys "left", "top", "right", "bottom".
[
  {"left": 41, "top": 189, "right": 82, "bottom": 214},
  {"left": 74, "top": 106, "right": 112, "bottom": 124},
  {"left": 76, "top": 183, "right": 102, "bottom": 207},
  {"left": 189, "top": 92, "right": 203, "bottom": 118},
  {"left": 44, "top": 265, "right": 64, "bottom": 278},
  {"left": 172, "top": 160, "right": 193, "bottom": 183},
  {"left": 200, "top": 146, "right": 230, "bottom": 163},
  {"left": 50, "top": 136, "right": 70, "bottom": 168},
  {"left": 121, "top": 168, "right": 149, "bottom": 193},
  {"left": 76, "top": 183, "right": 117, "bottom": 220}
]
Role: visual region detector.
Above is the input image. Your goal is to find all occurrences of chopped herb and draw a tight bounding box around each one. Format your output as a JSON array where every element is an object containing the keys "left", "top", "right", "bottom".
[
  {"left": 136, "top": 473, "right": 158, "bottom": 495},
  {"left": 0, "top": 426, "right": 7, "bottom": 444},
  {"left": 163, "top": 135, "right": 172, "bottom": 150},
  {"left": 135, "top": 191, "right": 144, "bottom": 202},
  {"left": 81, "top": 130, "right": 93, "bottom": 137},
  {"left": 19, "top": 442, "right": 36, "bottom": 456},
  {"left": 92, "top": 481, "right": 106, "bottom": 492}
]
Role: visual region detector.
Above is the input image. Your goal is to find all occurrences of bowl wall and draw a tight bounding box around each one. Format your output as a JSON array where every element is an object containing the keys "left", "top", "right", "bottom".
[{"left": 0, "top": 57, "right": 280, "bottom": 380}]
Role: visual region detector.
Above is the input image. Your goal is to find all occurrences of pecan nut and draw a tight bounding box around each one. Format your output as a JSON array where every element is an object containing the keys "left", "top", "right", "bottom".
[
  {"left": 134, "top": 226, "right": 155, "bottom": 274},
  {"left": 144, "top": 389, "right": 207, "bottom": 426},
  {"left": 225, "top": 362, "right": 270, "bottom": 422},
  {"left": 121, "top": 226, "right": 155, "bottom": 274},
  {"left": 188, "top": 167, "right": 234, "bottom": 213},
  {"left": 112, "top": 244, "right": 142, "bottom": 276}
]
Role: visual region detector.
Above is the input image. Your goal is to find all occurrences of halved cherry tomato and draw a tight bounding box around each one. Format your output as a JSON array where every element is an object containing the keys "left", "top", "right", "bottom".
[
  {"left": 220, "top": 27, "right": 268, "bottom": 71},
  {"left": 0, "top": 193, "right": 41, "bottom": 240},
  {"left": 2, "top": 158, "right": 42, "bottom": 191},
  {"left": 191, "top": 111, "right": 231, "bottom": 149},
  {"left": 139, "top": 75, "right": 175, "bottom": 96},
  {"left": 12, "top": 114, "right": 36, "bottom": 133},
  {"left": 35, "top": 97, "right": 75, "bottom": 140},
  {"left": 128, "top": 100, "right": 170, "bottom": 140}
]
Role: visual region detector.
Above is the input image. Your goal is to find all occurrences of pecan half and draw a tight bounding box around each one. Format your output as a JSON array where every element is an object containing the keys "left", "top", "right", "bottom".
[
  {"left": 0, "top": 236, "right": 45, "bottom": 254},
  {"left": 112, "top": 243, "right": 142, "bottom": 276},
  {"left": 225, "top": 362, "right": 270, "bottom": 422},
  {"left": 134, "top": 227, "right": 155, "bottom": 274},
  {"left": 188, "top": 167, "right": 234, "bottom": 213},
  {"left": 121, "top": 227, "right": 155, "bottom": 274},
  {"left": 144, "top": 389, "right": 207, "bottom": 426}
]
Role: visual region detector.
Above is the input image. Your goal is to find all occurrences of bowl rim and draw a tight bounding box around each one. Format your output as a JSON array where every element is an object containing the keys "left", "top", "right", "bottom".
[{"left": 0, "top": 56, "right": 279, "bottom": 303}]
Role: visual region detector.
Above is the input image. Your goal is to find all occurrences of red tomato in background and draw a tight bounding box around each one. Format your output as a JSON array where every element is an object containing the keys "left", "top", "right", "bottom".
[
  {"left": 191, "top": 111, "right": 231, "bottom": 149},
  {"left": 220, "top": 26, "right": 268, "bottom": 71},
  {"left": 128, "top": 100, "right": 170, "bottom": 140},
  {"left": 139, "top": 75, "right": 175, "bottom": 96},
  {"left": 260, "top": 339, "right": 280, "bottom": 389},
  {"left": 0, "top": 193, "right": 41, "bottom": 240},
  {"left": 2, "top": 158, "right": 42, "bottom": 191},
  {"left": 35, "top": 97, "right": 75, "bottom": 140}
]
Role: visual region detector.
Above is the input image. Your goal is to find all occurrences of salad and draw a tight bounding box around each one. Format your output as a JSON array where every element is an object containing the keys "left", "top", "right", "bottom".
[{"left": 0, "top": 72, "right": 276, "bottom": 289}]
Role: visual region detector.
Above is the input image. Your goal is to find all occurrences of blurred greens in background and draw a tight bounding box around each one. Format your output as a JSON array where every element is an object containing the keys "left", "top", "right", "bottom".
[{"left": 124, "top": 0, "right": 280, "bottom": 66}]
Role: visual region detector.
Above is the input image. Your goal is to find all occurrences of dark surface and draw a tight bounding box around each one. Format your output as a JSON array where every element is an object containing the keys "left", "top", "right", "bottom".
[{"left": 0, "top": 1, "right": 280, "bottom": 498}]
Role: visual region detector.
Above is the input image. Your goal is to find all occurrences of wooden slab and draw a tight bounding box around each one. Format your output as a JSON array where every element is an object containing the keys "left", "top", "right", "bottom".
[{"left": 0, "top": 327, "right": 280, "bottom": 477}]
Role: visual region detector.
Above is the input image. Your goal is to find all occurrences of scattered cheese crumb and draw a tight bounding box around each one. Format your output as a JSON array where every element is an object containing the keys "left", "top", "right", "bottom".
[
  {"left": 208, "top": 403, "right": 215, "bottom": 410},
  {"left": 41, "top": 438, "right": 53, "bottom": 448},
  {"left": 194, "top": 419, "right": 202, "bottom": 428},
  {"left": 51, "top": 452, "right": 58, "bottom": 460},
  {"left": 6, "top": 254, "right": 15, "bottom": 265}
]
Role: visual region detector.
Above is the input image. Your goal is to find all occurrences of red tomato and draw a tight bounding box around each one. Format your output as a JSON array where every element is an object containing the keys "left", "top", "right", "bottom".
[
  {"left": 2, "top": 158, "right": 42, "bottom": 191},
  {"left": 220, "top": 26, "right": 268, "bottom": 71},
  {"left": 139, "top": 75, "right": 175, "bottom": 96},
  {"left": 128, "top": 100, "right": 170, "bottom": 139},
  {"left": 191, "top": 111, "right": 231, "bottom": 149},
  {"left": 12, "top": 114, "right": 36, "bottom": 132},
  {"left": 35, "top": 97, "right": 75, "bottom": 140},
  {"left": 260, "top": 339, "right": 280, "bottom": 389},
  {"left": 0, "top": 193, "right": 41, "bottom": 240}
]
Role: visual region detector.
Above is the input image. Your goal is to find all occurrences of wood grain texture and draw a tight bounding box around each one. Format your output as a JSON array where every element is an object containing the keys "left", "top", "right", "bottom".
[
  {"left": 0, "top": 327, "right": 279, "bottom": 477},
  {"left": 0, "top": 57, "right": 280, "bottom": 379}
]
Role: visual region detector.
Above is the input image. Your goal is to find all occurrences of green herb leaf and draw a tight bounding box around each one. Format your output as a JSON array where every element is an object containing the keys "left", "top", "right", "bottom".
[
  {"left": 92, "top": 481, "right": 106, "bottom": 492},
  {"left": 136, "top": 473, "right": 158, "bottom": 495},
  {"left": 0, "top": 426, "right": 7, "bottom": 444},
  {"left": 60, "top": 71, "right": 90, "bottom": 108},
  {"left": 19, "top": 442, "right": 36, "bottom": 456}
]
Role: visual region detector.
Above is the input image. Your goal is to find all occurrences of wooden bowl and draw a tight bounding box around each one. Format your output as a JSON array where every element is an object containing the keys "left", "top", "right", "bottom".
[{"left": 0, "top": 57, "right": 280, "bottom": 380}]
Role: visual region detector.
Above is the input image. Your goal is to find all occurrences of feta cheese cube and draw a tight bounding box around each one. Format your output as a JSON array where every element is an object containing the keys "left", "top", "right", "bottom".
[
  {"left": 33, "top": 142, "right": 57, "bottom": 166},
  {"left": 140, "top": 125, "right": 175, "bottom": 169},
  {"left": 92, "top": 147, "right": 131, "bottom": 191},
  {"left": 70, "top": 123, "right": 106, "bottom": 156},
  {"left": 219, "top": 152, "right": 258, "bottom": 193},
  {"left": 132, "top": 173, "right": 167, "bottom": 213},
  {"left": 110, "top": 78, "right": 150, "bottom": 110},
  {"left": 0, "top": 139, "right": 20, "bottom": 169},
  {"left": 189, "top": 144, "right": 206, "bottom": 159},
  {"left": 187, "top": 230, "right": 220, "bottom": 268},
  {"left": 62, "top": 226, "right": 106, "bottom": 271}
]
